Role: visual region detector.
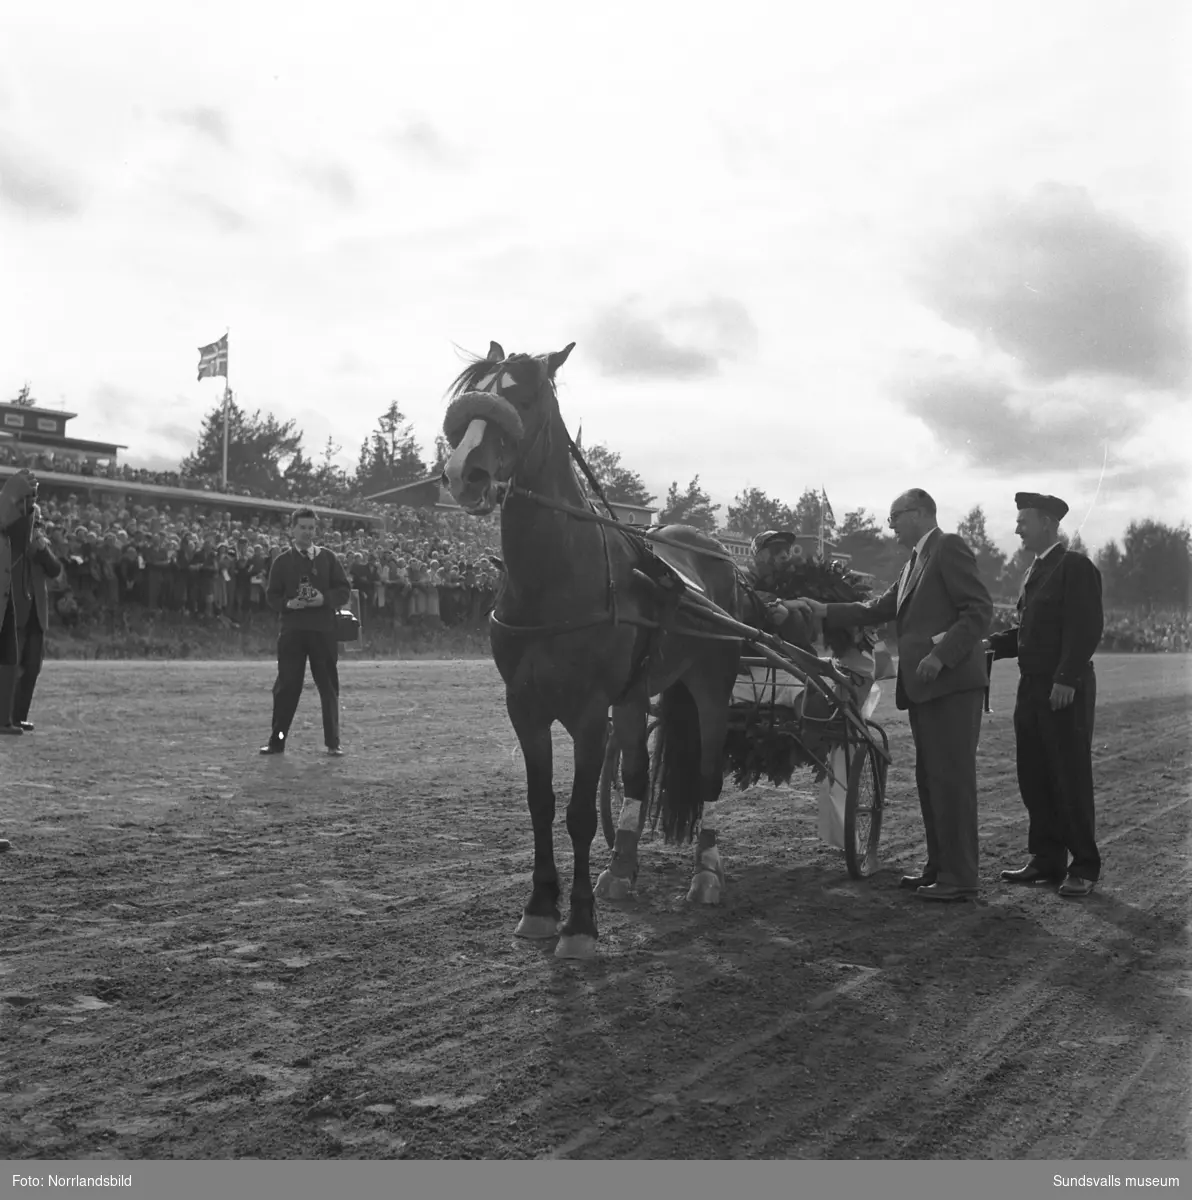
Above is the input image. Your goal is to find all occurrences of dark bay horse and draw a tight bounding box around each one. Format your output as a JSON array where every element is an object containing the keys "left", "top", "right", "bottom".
[{"left": 441, "top": 341, "right": 743, "bottom": 958}]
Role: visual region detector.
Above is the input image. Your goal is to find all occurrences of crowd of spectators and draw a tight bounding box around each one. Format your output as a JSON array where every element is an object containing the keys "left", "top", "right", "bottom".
[
  {"left": 7, "top": 440, "right": 1188, "bottom": 651},
  {"left": 27, "top": 488, "right": 505, "bottom": 632},
  {"left": 985, "top": 603, "right": 1188, "bottom": 653}
]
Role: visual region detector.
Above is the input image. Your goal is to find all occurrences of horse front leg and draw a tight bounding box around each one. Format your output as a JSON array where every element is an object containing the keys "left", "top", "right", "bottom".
[
  {"left": 687, "top": 688, "right": 730, "bottom": 906},
  {"left": 509, "top": 709, "right": 561, "bottom": 940},
  {"left": 595, "top": 696, "right": 650, "bottom": 902},
  {"left": 555, "top": 713, "right": 608, "bottom": 960}
]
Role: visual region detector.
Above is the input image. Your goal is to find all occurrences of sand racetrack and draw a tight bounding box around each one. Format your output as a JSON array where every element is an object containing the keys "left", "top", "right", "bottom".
[{"left": 1, "top": 653, "right": 1189, "bottom": 1160}]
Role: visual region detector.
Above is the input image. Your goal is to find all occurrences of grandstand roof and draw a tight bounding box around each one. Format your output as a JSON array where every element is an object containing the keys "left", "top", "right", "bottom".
[
  {"left": 0, "top": 463, "right": 381, "bottom": 524},
  {"left": 1, "top": 430, "right": 126, "bottom": 455}
]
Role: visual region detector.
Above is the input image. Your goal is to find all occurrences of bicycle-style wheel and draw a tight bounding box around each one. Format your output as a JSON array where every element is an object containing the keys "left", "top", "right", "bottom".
[{"left": 843, "top": 741, "right": 884, "bottom": 879}]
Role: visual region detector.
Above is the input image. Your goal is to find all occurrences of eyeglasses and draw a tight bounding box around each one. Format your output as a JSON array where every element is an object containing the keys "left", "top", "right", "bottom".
[{"left": 887, "top": 507, "right": 918, "bottom": 526}]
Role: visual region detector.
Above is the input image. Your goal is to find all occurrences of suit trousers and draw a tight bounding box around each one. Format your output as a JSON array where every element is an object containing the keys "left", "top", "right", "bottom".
[
  {"left": 1013, "top": 670, "right": 1099, "bottom": 881},
  {"left": 906, "top": 688, "right": 984, "bottom": 890},
  {"left": 13, "top": 612, "right": 45, "bottom": 725},
  {"left": 0, "top": 597, "right": 17, "bottom": 724},
  {"left": 271, "top": 626, "right": 340, "bottom": 747}
]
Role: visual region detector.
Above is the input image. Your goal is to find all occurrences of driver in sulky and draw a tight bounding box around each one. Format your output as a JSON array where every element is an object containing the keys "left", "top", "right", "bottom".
[{"left": 742, "top": 530, "right": 816, "bottom": 650}]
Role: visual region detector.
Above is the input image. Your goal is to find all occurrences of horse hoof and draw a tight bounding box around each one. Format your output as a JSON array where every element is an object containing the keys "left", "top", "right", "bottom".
[
  {"left": 595, "top": 868, "right": 635, "bottom": 900},
  {"left": 554, "top": 934, "right": 598, "bottom": 960},
  {"left": 686, "top": 871, "right": 723, "bottom": 905},
  {"left": 514, "top": 914, "right": 560, "bottom": 940}
]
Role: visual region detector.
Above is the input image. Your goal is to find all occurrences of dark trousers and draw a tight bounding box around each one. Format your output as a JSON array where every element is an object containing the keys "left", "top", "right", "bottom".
[
  {"left": 906, "top": 688, "right": 984, "bottom": 890},
  {"left": 271, "top": 627, "right": 340, "bottom": 747},
  {"left": 1013, "top": 669, "right": 1099, "bottom": 881},
  {"left": 0, "top": 597, "right": 17, "bottom": 725},
  {"left": 12, "top": 613, "right": 44, "bottom": 724}
]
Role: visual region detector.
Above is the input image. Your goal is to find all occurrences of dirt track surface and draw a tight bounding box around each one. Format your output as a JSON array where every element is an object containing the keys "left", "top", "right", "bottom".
[{"left": 1, "top": 654, "right": 1189, "bottom": 1160}]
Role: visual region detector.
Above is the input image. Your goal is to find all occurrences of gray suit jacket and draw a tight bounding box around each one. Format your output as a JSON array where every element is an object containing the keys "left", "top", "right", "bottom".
[{"left": 824, "top": 528, "right": 992, "bottom": 709}]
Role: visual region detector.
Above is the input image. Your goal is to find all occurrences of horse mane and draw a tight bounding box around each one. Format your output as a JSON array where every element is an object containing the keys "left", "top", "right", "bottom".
[{"left": 444, "top": 349, "right": 543, "bottom": 400}]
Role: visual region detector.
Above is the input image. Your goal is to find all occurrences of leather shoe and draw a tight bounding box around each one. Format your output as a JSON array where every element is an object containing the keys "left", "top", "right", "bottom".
[
  {"left": 326, "top": 746, "right": 344, "bottom": 757},
  {"left": 0, "top": 838, "right": 11, "bottom": 852},
  {"left": 917, "top": 883, "right": 978, "bottom": 902},
  {"left": 1001, "top": 863, "right": 1064, "bottom": 885},
  {"left": 0, "top": 724, "right": 23, "bottom": 736},
  {"left": 899, "top": 873, "right": 937, "bottom": 890},
  {"left": 1058, "top": 875, "right": 1095, "bottom": 898},
  {"left": 259, "top": 739, "right": 285, "bottom": 755},
  {"left": 17, "top": 721, "right": 33, "bottom": 732}
]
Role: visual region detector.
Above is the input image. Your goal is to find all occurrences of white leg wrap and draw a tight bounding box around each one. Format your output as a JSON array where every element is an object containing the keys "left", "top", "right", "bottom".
[
  {"left": 617, "top": 799, "right": 642, "bottom": 831},
  {"left": 701, "top": 802, "right": 717, "bottom": 834}
]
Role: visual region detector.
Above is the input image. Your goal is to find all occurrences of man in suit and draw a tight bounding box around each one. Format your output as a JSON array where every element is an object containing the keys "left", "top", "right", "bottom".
[
  {"left": 260, "top": 507, "right": 352, "bottom": 756},
  {"left": 7, "top": 501, "right": 63, "bottom": 731},
  {"left": 987, "top": 493, "right": 1104, "bottom": 898},
  {"left": 796, "top": 489, "right": 993, "bottom": 901},
  {"left": 0, "top": 467, "right": 40, "bottom": 735}
]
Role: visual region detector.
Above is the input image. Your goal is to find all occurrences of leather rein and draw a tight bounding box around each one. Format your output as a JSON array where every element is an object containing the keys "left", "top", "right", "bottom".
[{"left": 487, "top": 428, "right": 740, "bottom": 640}]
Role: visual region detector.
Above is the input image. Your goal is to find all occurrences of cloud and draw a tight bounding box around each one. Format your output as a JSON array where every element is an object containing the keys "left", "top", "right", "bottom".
[
  {"left": 587, "top": 296, "right": 758, "bottom": 380},
  {"left": 171, "top": 106, "right": 232, "bottom": 147},
  {"left": 387, "top": 119, "right": 464, "bottom": 168},
  {"left": 0, "top": 139, "right": 81, "bottom": 217},
  {"left": 893, "top": 358, "right": 1150, "bottom": 472},
  {"left": 181, "top": 192, "right": 250, "bottom": 232},
  {"left": 913, "top": 183, "right": 1191, "bottom": 389},
  {"left": 292, "top": 160, "right": 357, "bottom": 207},
  {"left": 332, "top": 351, "right": 372, "bottom": 376}
]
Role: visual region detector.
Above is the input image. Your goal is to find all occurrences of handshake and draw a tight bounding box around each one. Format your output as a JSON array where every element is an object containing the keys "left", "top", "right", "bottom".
[{"left": 767, "top": 596, "right": 827, "bottom": 623}]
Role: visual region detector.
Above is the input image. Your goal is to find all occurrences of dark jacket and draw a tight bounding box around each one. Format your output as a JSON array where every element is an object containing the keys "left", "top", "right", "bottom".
[
  {"left": 825, "top": 529, "right": 992, "bottom": 709},
  {"left": 266, "top": 544, "right": 352, "bottom": 632},
  {"left": 3, "top": 513, "right": 63, "bottom": 629},
  {"left": 988, "top": 546, "right": 1103, "bottom": 686}
]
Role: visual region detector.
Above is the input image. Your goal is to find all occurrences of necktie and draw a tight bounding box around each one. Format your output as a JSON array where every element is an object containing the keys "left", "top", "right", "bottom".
[{"left": 899, "top": 548, "right": 918, "bottom": 606}]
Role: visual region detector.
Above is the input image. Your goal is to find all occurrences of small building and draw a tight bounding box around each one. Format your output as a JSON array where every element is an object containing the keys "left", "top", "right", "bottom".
[{"left": 0, "top": 402, "right": 126, "bottom": 467}]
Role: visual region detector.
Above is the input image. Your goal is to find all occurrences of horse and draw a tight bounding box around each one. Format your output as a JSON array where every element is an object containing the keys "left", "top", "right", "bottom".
[{"left": 440, "top": 340, "right": 745, "bottom": 959}]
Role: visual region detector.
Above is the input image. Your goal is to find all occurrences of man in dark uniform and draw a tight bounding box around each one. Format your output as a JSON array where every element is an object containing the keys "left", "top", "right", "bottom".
[
  {"left": 260, "top": 507, "right": 352, "bottom": 757},
  {"left": 988, "top": 492, "right": 1104, "bottom": 898}
]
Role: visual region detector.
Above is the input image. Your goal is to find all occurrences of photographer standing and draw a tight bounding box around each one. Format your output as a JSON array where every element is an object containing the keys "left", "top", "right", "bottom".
[{"left": 260, "top": 507, "right": 351, "bottom": 757}]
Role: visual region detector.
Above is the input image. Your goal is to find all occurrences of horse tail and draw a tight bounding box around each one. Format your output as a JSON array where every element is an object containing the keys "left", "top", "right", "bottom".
[{"left": 650, "top": 681, "right": 703, "bottom": 844}]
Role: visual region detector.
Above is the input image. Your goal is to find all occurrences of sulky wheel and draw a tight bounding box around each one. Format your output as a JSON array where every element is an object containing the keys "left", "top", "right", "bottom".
[{"left": 843, "top": 741, "right": 884, "bottom": 879}]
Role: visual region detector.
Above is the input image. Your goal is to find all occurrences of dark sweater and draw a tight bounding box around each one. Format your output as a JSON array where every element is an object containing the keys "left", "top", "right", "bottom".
[
  {"left": 266, "top": 544, "right": 352, "bottom": 632},
  {"left": 988, "top": 547, "right": 1103, "bottom": 686}
]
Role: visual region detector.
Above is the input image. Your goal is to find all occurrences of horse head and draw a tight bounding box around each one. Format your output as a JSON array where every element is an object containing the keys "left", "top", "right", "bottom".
[{"left": 441, "top": 340, "right": 575, "bottom": 514}]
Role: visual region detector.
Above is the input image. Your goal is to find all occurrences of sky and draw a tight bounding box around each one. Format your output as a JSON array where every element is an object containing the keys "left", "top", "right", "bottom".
[{"left": 2, "top": 0, "right": 1189, "bottom": 556}]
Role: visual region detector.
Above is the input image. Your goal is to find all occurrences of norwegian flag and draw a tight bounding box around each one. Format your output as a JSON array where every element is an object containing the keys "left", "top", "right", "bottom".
[{"left": 197, "top": 334, "right": 228, "bottom": 381}]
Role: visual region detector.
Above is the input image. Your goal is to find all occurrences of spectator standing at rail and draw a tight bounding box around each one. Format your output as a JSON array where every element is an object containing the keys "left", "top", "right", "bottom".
[
  {"left": 987, "top": 493, "right": 1104, "bottom": 898},
  {"left": 260, "top": 507, "right": 352, "bottom": 757}
]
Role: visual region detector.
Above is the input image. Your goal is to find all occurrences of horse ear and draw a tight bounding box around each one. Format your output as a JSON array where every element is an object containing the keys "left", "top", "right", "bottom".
[
  {"left": 488, "top": 341, "right": 505, "bottom": 361},
  {"left": 547, "top": 342, "right": 576, "bottom": 375}
]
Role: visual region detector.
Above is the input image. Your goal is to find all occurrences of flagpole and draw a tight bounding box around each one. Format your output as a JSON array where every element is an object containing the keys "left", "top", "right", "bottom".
[
  {"left": 221, "top": 327, "right": 230, "bottom": 491},
  {"left": 818, "top": 484, "right": 826, "bottom": 560}
]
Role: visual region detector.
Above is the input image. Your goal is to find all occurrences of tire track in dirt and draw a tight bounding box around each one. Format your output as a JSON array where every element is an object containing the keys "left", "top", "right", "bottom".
[{"left": 2, "top": 657, "right": 1188, "bottom": 1159}]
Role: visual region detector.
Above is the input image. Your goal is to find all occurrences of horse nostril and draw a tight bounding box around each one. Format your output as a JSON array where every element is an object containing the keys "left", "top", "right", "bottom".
[{"left": 466, "top": 467, "right": 490, "bottom": 487}]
